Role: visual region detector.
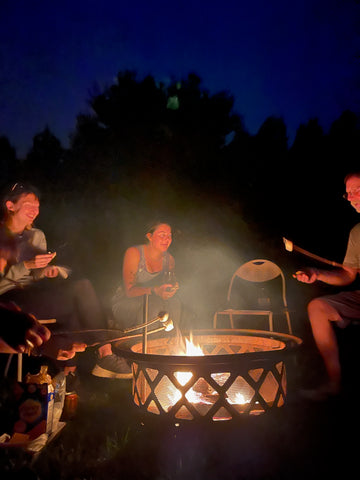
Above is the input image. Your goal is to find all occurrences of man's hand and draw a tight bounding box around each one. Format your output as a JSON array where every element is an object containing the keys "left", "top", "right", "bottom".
[{"left": 293, "top": 268, "right": 319, "bottom": 283}]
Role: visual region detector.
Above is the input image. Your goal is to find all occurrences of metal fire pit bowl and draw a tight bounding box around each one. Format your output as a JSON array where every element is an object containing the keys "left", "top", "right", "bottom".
[{"left": 116, "top": 329, "right": 302, "bottom": 423}]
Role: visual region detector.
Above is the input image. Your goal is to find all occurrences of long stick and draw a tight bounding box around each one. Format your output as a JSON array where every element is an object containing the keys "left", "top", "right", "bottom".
[{"left": 282, "top": 237, "right": 344, "bottom": 268}]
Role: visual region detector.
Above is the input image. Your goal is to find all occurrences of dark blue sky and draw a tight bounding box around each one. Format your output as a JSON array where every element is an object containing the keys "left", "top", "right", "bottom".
[{"left": 1, "top": 0, "right": 359, "bottom": 157}]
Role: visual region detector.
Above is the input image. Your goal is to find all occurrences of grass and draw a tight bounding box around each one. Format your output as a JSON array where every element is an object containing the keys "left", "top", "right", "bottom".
[{"left": 1, "top": 331, "right": 359, "bottom": 480}]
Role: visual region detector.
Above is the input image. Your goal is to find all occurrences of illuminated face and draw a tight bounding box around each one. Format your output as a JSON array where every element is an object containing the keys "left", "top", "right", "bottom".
[
  {"left": 345, "top": 176, "right": 360, "bottom": 213},
  {"left": 147, "top": 224, "right": 172, "bottom": 251},
  {"left": 6, "top": 193, "right": 40, "bottom": 228}
]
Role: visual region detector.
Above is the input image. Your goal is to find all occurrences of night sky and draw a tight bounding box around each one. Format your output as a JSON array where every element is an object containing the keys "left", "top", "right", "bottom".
[{"left": 1, "top": 0, "right": 360, "bottom": 158}]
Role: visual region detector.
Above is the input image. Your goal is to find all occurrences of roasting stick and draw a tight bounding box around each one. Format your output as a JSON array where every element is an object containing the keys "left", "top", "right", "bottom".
[{"left": 282, "top": 237, "right": 344, "bottom": 268}]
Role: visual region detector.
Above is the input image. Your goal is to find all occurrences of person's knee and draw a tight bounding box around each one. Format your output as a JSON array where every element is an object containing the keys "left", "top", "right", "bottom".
[
  {"left": 307, "top": 297, "right": 326, "bottom": 316},
  {"left": 307, "top": 297, "right": 340, "bottom": 323}
]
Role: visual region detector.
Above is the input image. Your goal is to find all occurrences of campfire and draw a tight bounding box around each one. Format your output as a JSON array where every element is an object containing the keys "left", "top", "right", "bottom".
[{"left": 116, "top": 329, "right": 302, "bottom": 422}]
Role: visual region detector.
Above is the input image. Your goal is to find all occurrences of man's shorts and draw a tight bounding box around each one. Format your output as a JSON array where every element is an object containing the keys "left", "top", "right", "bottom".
[{"left": 321, "top": 290, "right": 360, "bottom": 328}]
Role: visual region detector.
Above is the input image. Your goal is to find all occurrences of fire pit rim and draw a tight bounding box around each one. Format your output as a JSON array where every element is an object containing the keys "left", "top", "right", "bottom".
[{"left": 113, "top": 328, "right": 302, "bottom": 365}]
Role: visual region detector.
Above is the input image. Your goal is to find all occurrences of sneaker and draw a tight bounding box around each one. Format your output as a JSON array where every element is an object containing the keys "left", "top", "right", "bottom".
[{"left": 92, "top": 354, "right": 133, "bottom": 379}]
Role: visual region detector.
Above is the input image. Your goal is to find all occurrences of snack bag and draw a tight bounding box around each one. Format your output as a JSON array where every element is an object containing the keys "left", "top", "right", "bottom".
[{"left": 10, "top": 365, "right": 55, "bottom": 439}]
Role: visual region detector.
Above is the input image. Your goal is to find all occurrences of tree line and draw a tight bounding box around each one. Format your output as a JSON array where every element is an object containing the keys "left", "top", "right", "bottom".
[{"left": 0, "top": 70, "right": 359, "bottom": 292}]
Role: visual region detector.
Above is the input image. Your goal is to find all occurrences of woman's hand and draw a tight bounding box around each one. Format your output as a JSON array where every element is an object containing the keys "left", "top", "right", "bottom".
[
  {"left": 24, "top": 252, "right": 56, "bottom": 270},
  {"left": 153, "top": 282, "right": 179, "bottom": 300},
  {"left": 44, "top": 265, "right": 59, "bottom": 278}
]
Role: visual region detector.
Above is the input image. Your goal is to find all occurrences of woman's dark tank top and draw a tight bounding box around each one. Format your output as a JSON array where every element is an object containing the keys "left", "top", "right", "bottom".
[{"left": 135, "top": 245, "right": 170, "bottom": 286}]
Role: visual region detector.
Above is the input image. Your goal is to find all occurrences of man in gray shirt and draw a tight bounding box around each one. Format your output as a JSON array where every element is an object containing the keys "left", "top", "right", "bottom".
[{"left": 294, "top": 171, "right": 360, "bottom": 399}]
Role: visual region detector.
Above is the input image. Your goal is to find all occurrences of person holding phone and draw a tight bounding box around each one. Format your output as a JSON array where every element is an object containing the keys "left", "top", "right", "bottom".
[{"left": 0, "top": 182, "right": 107, "bottom": 379}]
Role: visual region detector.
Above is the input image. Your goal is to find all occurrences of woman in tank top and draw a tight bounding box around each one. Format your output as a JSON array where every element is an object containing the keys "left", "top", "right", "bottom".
[{"left": 93, "top": 221, "right": 182, "bottom": 379}]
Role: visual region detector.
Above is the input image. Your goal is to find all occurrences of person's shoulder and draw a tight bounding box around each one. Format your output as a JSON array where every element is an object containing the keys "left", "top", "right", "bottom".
[
  {"left": 29, "top": 227, "right": 46, "bottom": 239},
  {"left": 167, "top": 252, "right": 175, "bottom": 265},
  {"left": 125, "top": 245, "right": 141, "bottom": 258},
  {"left": 26, "top": 228, "right": 46, "bottom": 247},
  {"left": 30, "top": 226, "right": 45, "bottom": 234},
  {"left": 350, "top": 223, "right": 360, "bottom": 235}
]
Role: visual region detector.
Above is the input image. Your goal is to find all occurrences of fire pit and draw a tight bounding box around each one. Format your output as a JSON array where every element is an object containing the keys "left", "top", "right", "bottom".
[{"left": 116, "top": 329, "right": 302, "bottom": 423}]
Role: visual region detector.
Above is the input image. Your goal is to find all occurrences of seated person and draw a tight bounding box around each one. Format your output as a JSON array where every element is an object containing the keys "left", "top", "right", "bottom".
[
  {"left": 0, "top": 182, "right": 106, "bottom": 374},
  {"left": 93, "top": 221, "right": 182, "bottom": 379},
  {"left": 0, "top": 236, "right": 86, "bottom": 361}
]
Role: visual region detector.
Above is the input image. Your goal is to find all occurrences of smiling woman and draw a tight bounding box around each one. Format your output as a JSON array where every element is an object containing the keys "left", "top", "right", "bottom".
[
  {"left": 0, "top": 182, "right": 108, "bottom": 369},
  {"left": 92, "top": 221, "right": 185, "bottom": 379}
]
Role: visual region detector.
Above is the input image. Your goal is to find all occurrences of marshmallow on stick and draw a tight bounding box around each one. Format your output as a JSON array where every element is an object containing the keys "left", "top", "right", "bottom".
[{"left": 282, "top": 237, "right": 343, "bottom": 268}]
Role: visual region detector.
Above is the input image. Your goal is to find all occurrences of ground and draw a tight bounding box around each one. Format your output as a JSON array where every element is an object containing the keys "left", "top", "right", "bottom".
[{"left": 0, "top": 329, "right": 358, "bottom": 480}]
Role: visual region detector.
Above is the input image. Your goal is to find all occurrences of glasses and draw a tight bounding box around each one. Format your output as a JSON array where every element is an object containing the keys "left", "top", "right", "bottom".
[{"left": 343, "top": 187, "right": 360, "bottom": 200}]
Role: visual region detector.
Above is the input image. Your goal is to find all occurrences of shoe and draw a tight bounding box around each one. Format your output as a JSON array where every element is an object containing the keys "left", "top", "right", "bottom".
[{"left": 92, "top": 354, "right": 133, "bottom": 379}]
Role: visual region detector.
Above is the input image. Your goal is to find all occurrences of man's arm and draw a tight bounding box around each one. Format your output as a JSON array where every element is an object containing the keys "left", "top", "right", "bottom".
[{"left": 295, "top": 265, "right": 357, "bottom": 285}]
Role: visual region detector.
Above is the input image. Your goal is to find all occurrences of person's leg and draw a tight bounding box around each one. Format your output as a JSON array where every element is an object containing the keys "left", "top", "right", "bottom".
[
  {"left": 92, "top": 296, "right": 144, "bottom": 378},
  {"left": 73, "top": 279, "right": 108, "bottom": 330},
  {"left": 307, "top": 297, "right": 342, "bottom": 392}
]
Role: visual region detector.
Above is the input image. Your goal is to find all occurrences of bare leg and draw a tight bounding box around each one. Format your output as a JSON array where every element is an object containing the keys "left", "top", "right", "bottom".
[{"left": 307, "top": 297, "right": 342, "bottom": 391}]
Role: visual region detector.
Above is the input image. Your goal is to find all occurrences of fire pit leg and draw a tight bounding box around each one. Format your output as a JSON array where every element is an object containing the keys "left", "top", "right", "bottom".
[{"left": 142, "top": 294, "right": 149, "bottom": 354}]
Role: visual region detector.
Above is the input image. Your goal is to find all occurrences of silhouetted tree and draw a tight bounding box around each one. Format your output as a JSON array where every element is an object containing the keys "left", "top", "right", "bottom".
[
  {"left": 67, "top": 71, "right": 242, "bottom": 203},
  {"left": 327, "top": 110, "right": 360, "bottom": 175},
  {"left": 0, "top": 135, "right": 19, "bottom": 188},
  {"left": 22, "top": 127, "right": 65, "bottom": 191}
]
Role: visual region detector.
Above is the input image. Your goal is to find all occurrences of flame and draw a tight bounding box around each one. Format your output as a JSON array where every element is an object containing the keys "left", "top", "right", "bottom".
[
  {"left": 162, "top": 336, "right": 249, "bottom": 413},
  {"left": 227, "top": 392, "right": 246, "bottom": 404},
  {"left": 174, "top": 337, "right": 203, "bottom": 381},
  {"left": 184, "top": 337, "right": 203, "bottom": 356}
]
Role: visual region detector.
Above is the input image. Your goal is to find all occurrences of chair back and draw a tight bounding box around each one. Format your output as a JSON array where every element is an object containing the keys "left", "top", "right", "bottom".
[
  {"left": 227, "top": 259, "right": 284, "bottom": 301},
  {"left": 215, "top": 259, "right": 292, "bottom": 334}
]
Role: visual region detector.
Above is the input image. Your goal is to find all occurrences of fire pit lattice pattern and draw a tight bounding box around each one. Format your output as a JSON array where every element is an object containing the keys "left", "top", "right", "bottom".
[{"left": 123, "top": 331, "right": 300, "bottom": 422}]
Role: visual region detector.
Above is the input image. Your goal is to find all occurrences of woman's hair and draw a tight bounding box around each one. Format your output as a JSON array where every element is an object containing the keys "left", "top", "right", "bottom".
[
  {"left": 2, "top": 182, "right": 41, "bottom": 204},
  {"left": 145, "top": 221, "right": 172, "bottom": 236},
  {"left": 0, "top": 182, "right": 40, "bottom": 221}
]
